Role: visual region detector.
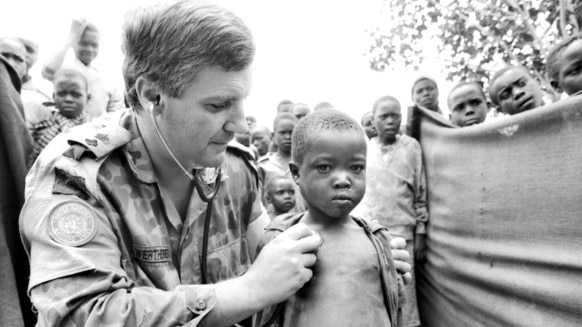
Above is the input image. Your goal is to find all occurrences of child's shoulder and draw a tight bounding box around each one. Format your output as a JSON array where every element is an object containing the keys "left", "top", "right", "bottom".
[
  {"left": 257, "top": 212, "right": 306, "bottom": 252},
  {"left": 267, "top": 212, "right": 305, "bottom": 232},
  {"left": 398, "top": 134, "right": 420, "bottom": 147},
  {"left": 351, "top": 215, "right": 390, "bottom": 238}
]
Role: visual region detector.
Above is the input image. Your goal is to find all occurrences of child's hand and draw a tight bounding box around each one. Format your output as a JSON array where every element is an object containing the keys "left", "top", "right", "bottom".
[
  {"left": 390, "top": 237, "right": 413, "bottom": 285},
  {"left": 68, "top": 18, "right": 88, "bottom": 44}
]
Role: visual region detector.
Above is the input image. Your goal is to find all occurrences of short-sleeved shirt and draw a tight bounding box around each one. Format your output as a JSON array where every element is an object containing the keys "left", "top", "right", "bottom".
[{"left": 20, "top": 109, "right": 264, "bottom": 326}]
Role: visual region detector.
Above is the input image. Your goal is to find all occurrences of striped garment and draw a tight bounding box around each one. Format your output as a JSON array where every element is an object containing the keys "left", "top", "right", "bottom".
[{"left": 31, "top": 111, "right": 90, "bottom": 160}]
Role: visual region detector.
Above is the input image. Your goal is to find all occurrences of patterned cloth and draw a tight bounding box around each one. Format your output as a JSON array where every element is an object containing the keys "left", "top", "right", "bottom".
[
  {"left": 20, "top": 109, "right": 265, "bottom": 326},
  {"left": 31, "top": 110, "right": 91, "bottom": 160}
]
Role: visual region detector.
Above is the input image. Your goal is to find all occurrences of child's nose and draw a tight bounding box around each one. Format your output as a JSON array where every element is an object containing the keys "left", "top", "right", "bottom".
[{"left": 333, "top": 171, "right": 351, "bottom": 188}]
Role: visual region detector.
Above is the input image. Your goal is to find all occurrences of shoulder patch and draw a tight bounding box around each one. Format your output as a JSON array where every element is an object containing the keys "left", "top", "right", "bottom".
[{"left": 47, "top": 201, "right": 98, "bottom": 246}]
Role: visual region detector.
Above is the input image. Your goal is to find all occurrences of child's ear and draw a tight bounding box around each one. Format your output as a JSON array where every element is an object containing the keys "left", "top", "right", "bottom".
[
  {"left": 549, "top": 79, "right": 562, "bottom": 94},
  {"left": 289, "top": 162, "right": 300, "bottom": 182},
  {"left": 265, "top": 193, "right": 272, "bottom": 203}
]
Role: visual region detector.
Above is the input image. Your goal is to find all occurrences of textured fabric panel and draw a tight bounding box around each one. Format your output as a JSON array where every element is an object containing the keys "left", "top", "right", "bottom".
[{"left": 415, "top": 97, "right": 582, "bottom": 327}]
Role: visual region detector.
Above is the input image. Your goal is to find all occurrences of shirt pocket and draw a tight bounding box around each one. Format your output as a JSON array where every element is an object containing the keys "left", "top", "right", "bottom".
[{"left": 206, "top": 237, "right": 251, "bottom": 283}]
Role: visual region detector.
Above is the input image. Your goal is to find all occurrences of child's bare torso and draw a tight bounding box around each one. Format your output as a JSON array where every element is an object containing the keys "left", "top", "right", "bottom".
[{"left": 282, "top": 221, "right": 390, "bottom": 327}]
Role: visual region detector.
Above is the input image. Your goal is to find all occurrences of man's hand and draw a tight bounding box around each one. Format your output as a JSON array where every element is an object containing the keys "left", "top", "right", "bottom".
[
  {"left": 242, "top": 223, "right": 322, "bottom": 308},
  {"left": 68, "top": 18, "right": 88, "bottom": 45},
  {"left": 390, "top": 237, "right": 412, "bottom": 285}
]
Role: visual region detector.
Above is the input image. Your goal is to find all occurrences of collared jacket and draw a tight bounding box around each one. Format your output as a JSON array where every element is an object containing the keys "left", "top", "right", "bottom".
[{"left": 20, "top": 109, "right": 264, "bottom": 326}]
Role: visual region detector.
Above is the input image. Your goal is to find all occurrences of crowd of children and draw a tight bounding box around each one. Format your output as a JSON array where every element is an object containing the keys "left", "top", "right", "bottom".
[{"left": 3, "top": 11, "right": 582, "bottom": 327}]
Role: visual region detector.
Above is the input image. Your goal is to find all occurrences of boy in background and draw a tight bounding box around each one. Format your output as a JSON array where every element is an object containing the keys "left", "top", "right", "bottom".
[
  {"left": 447, "top": 82, "right": 488, "bottom": 127},
  {"left": 546, "top": 34, "right": 582, "bottom": 97},
  {"left": 31, "top": 68, "right": 91, "bottom": 159},
  {"left": 488, "top": 65, "right": 543, "bottom": 115},
  {"left": 292, "top": 103, "right": 311, "bottom": 120},
  {"left": 42, "top": 19, "right": 123, "bottom": 118},
  {"left": 251, "top": 125, "right": 272, "bottom": 162},
  {"left": 259, "top": 113, "right": 306, "bottom": 214},
  {"left": 355, "top": 95, "right": 427, "bottom": 327},
  {"left": 361, "top": 111, "right": 377, "bottom": 139},
  {"left": 256, "top": 109, "right": 404, "bottom": 327},
  {"left": 264, "top": 175, "right": 297, "bottom": 219}
]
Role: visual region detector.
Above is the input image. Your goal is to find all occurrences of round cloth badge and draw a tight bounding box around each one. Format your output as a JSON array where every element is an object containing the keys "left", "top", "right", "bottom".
[{"left": 48, "top": 201, "right": 98, "bottom": 246}]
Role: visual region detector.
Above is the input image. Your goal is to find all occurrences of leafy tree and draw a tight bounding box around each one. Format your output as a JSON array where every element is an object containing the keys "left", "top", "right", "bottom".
[{"left": 366, "top": 0, "right": 581, "bottom": 100}]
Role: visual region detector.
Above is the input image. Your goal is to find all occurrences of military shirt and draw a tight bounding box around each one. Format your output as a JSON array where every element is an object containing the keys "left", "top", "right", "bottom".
[{"left": 20, "top": 109, "right": 265, "bottom": 326}]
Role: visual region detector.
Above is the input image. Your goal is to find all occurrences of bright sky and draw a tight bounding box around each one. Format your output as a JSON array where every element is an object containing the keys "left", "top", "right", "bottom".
[{"left": 4, "top": 0, "right": 453, "bottom": 128}]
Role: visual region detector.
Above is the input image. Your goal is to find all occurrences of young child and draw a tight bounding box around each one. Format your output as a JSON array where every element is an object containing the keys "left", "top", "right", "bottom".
[
  {"left": 264, "top": 175, "right": 297, "bottom": 219},
  {"left": 546, "top": 34, "right": 582, "bottom": 97},
  {"left": 447, "top": 81, "right": 488, "bottom": 127},
  {"left": 259, "top": 113, "right": 306, "bottom": 214},
  {"left": 31, "top": 68, "right": 91, "bottom": 160},
  {"left": 42, "top": 19, "right": 123, "bottom": 118},
  {"left": 488, "top": 65, "right": 543, "bottom": 115},
  {"left": 251, "top": 125, "right": 272, "bottom": 161},
  {"left": 354, "top": 95, "right": 427, "bottom": 327},
  {"left": 361, "top": 111, "right": 378, "bottom": 139},
  {"left": 256, "top": 109, "right": 404, "bottom": 327},
  {"left": 292, "top": 103, "right": 311, "bottom": 120}
]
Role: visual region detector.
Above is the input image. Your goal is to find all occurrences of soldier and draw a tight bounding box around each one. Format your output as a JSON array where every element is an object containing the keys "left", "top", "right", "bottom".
[{"left": 20, "top": 1, "right": 411, "bottom": 326}]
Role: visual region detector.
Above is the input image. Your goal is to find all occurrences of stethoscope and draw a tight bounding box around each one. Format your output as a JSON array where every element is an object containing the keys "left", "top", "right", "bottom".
[
  {"left": 149, "top": 101, "right": 279, "bottom": 327},
  {"left": 149, "top": 101, "right": 221, "bottom": 285}
]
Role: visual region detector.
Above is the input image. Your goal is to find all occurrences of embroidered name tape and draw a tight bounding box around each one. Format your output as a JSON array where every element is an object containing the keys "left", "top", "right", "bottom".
[
  {"left": 134, "top": 245, "right": 171, "bottom": 263},
  {"left": 48, "top": 201, "right": 98, "bottom": 246}
]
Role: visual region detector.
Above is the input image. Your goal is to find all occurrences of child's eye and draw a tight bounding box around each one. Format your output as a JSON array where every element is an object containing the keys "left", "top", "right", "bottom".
[
  {"left": 350, "top": 165, "right": 365, "bottom": 174},
  {"left": 317, "top": 165, "right": 331, "bottom": 173},
  {"left": 469, "top": 99, "right": 482, "bottom": 106},
  {"left": 516, "top": 79, "right": 527, "bottom": 87},
  {"left": 498, "top": 89, "right": 511, "bottom": 100}
]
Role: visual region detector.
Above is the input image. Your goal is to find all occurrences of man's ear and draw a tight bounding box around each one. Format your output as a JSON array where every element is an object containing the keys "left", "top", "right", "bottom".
[
  {"left": 135, "top": 76, "right": 162, "bottom": 113},
  {"left": 549, "top": 79, "right": 563, "bottom": 94},
  {"left": 289, "top": 162, "right": 300, "bottom": 183}
]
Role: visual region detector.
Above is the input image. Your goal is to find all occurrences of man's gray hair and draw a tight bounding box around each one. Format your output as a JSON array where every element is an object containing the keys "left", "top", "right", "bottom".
[{"left": 122, "top": 0, "right": 255, "bottom": 110}]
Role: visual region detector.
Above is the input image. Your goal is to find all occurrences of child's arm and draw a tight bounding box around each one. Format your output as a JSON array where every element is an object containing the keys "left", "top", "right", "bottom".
[{"left": 42, "top": 19, "right": 87, "bottom": 81}]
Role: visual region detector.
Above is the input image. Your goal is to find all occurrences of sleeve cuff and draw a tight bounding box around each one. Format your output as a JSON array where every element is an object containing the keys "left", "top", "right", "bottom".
[{"left": 184, "top": 284, "right": 217, "bottom": 323}]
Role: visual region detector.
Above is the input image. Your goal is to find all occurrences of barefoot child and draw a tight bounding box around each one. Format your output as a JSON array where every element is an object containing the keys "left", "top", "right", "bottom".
[
  {"left": 355, "top": 96, "right": 427, "bottom": 327},
  {"left": 256, "top": 109, "right": 404, "bottom": 327}
]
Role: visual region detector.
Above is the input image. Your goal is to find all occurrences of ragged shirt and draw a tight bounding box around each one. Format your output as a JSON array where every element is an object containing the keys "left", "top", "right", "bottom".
[
  {"left": 20, "top": 109, "right": 265, "bottom": 326},
  {"left": 354, "top": 134, "right": 428, "bottom": 240}
]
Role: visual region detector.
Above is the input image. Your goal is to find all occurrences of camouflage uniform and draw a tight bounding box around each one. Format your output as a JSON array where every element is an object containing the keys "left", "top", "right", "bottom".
[{"left": 20, "top": 109, "right": 265, "bottom": 326}]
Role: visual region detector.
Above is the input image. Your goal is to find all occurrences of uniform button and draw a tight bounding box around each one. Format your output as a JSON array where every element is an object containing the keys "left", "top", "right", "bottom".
[{"left": 196, "top": 300, "right": 207, "bottom": 311}]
